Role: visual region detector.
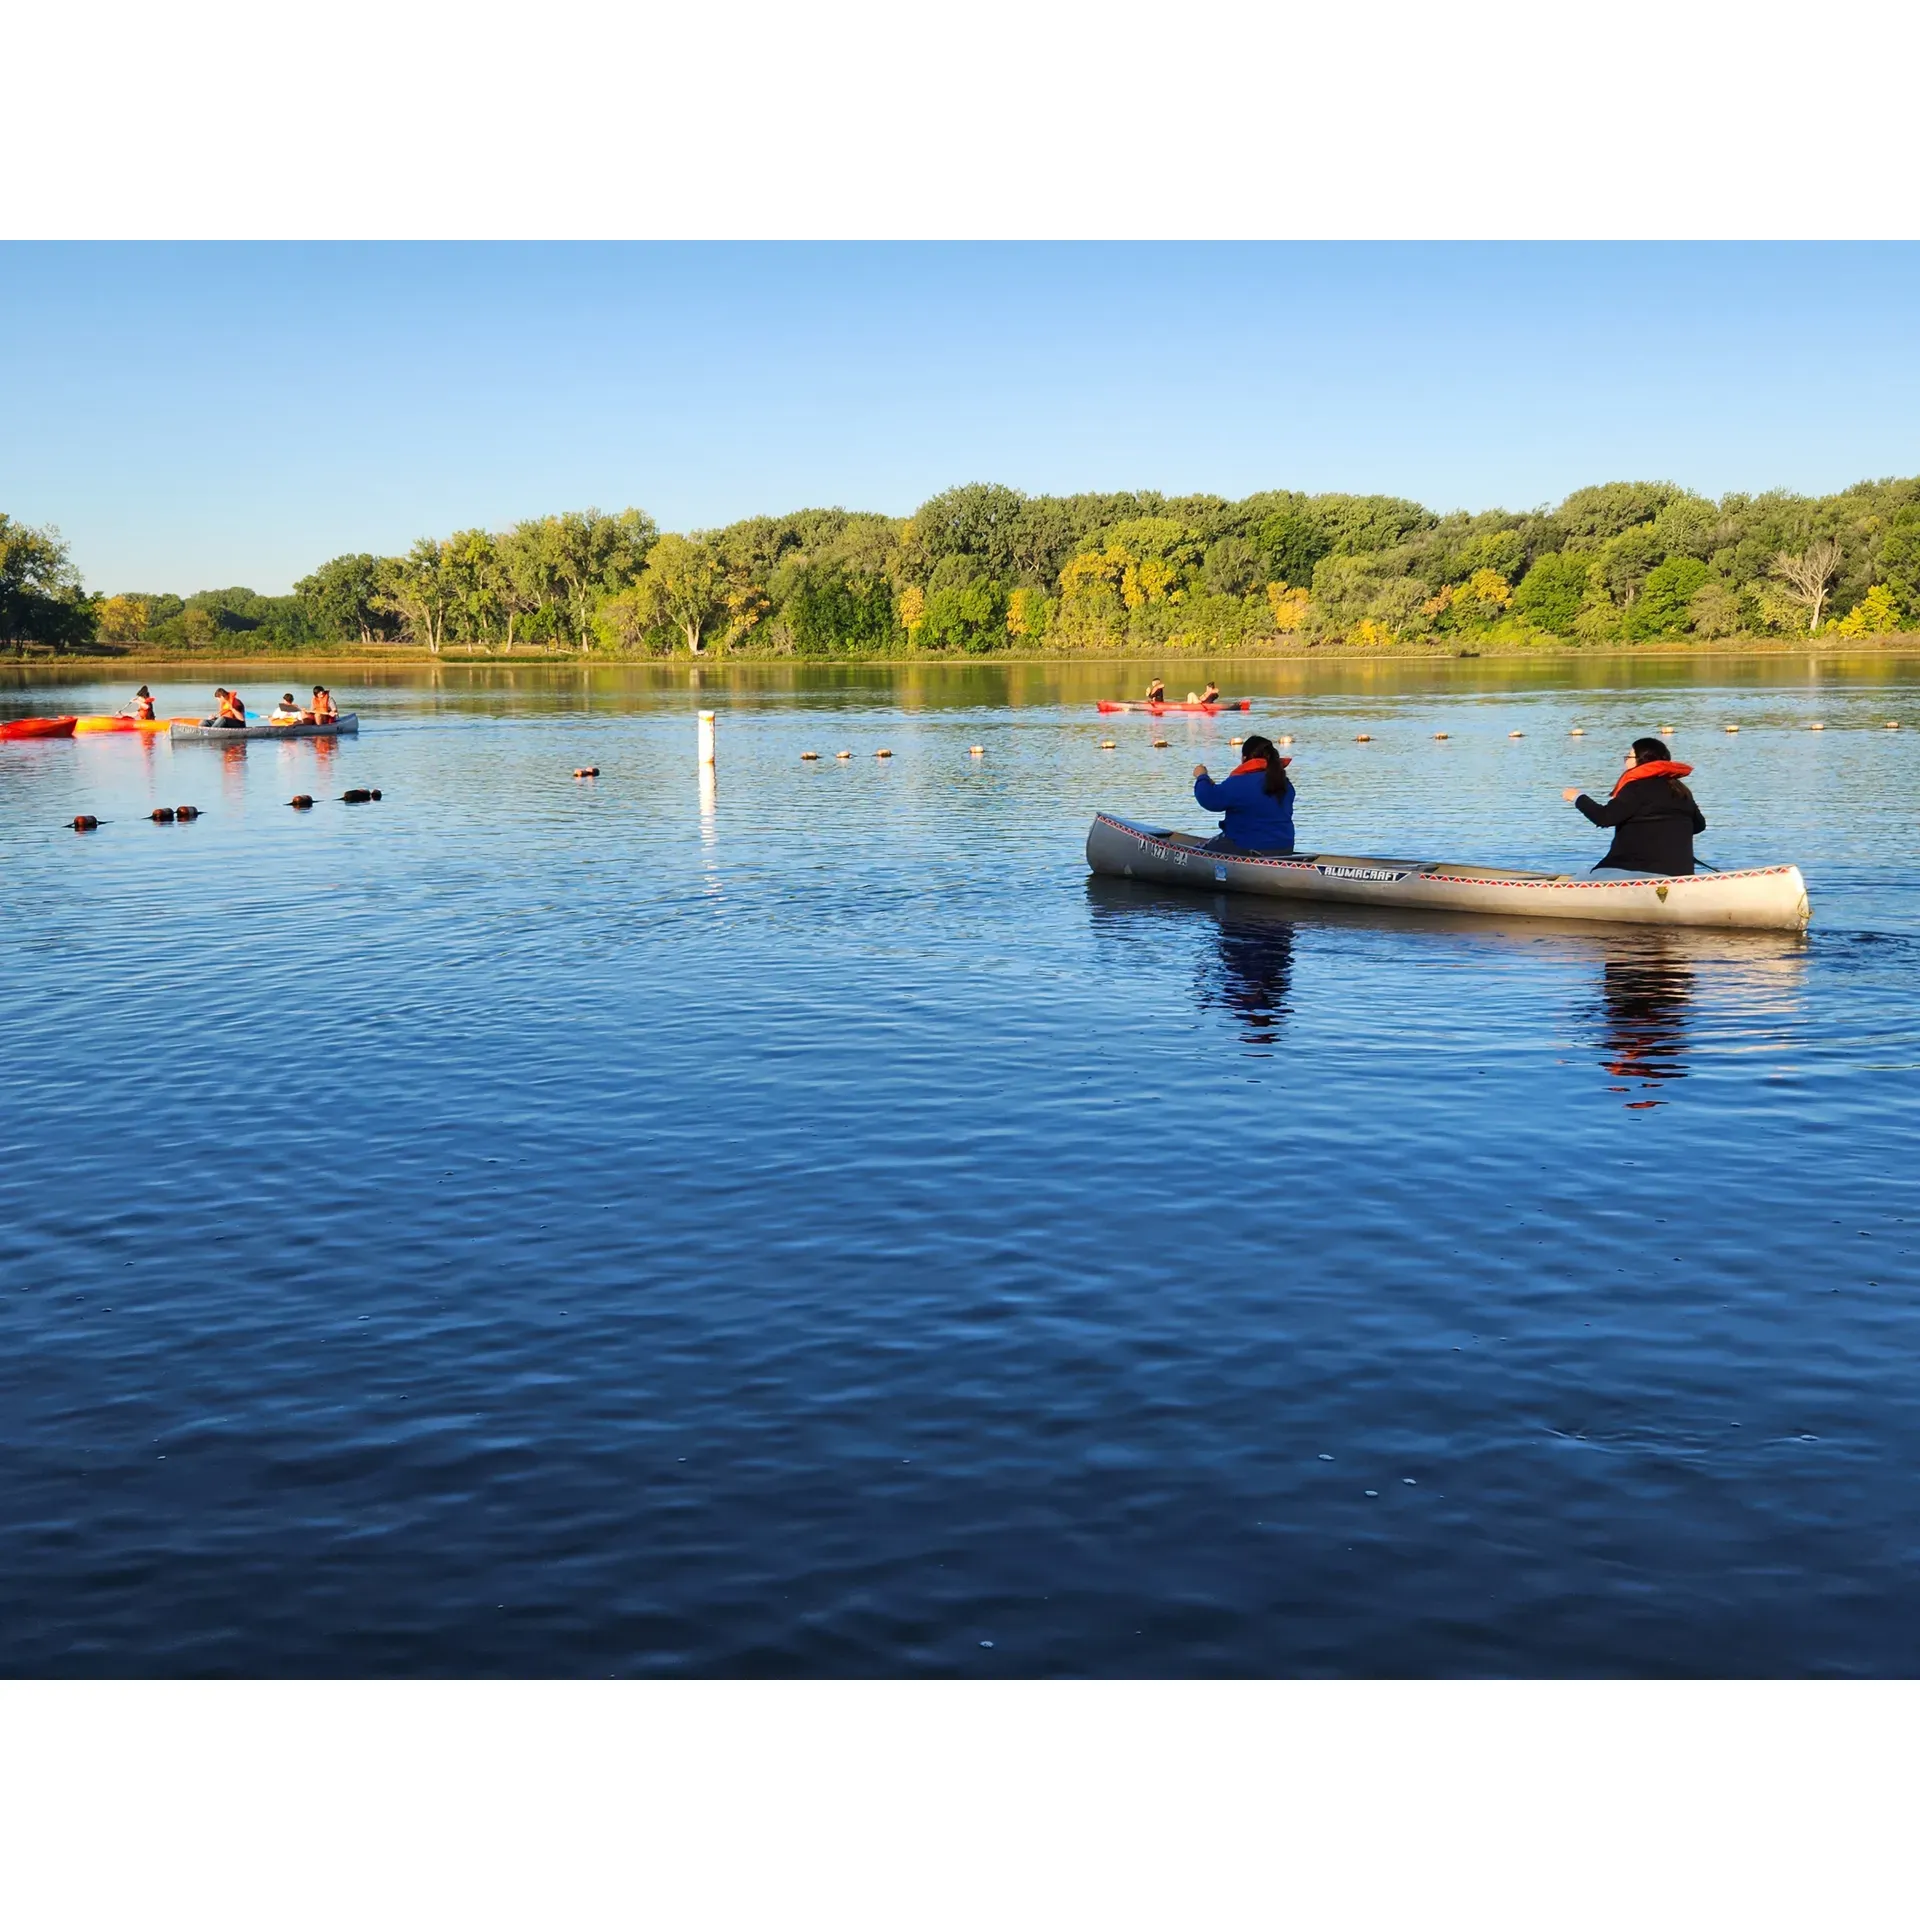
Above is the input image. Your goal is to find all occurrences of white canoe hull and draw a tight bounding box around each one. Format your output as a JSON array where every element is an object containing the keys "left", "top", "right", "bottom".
[{"left": 1085, "top": 813, "right": 1810, "bottom": 931}]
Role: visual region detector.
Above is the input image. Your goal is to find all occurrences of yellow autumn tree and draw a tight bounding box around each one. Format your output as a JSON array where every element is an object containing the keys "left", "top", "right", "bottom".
[
  {"left": 1836, "top": 584, "right": 1901, "bottom": 636},
  {"left": 1006, "top": 587, "right": 1049, "bottom": 640},
  {"left": 897, "top": 584, "right": 927, "bottom": 635},
  {"left": 1122, "top": 556, "right": 1182, "bottom": 609},
  {"left": 1266, "top": 581, "right": 1311, "bottom": 633},
  {"left": 1060, "top": 548, "right": 1127, "bottom": 605},
  {"left": 96, "top": 595, "right": 149, "bottom": 648},
  {"left": 1467, "top": 567, "right": 1514, "bottom": 612}
]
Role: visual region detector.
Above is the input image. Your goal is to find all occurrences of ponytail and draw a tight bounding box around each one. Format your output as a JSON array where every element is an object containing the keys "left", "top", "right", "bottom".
[{"left": 1239, "top": 734, "right": 1291, "bottom": 798}]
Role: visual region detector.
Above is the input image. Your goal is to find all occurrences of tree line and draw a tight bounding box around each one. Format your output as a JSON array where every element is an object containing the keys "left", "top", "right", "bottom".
[{"left": 8, "top": 478, "right": 1920, "bottom": 659}]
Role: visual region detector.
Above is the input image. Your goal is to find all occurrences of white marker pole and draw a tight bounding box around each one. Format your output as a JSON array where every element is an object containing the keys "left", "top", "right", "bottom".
[{"left": 698, "top": 710, "right": 716, "bottom": 764}]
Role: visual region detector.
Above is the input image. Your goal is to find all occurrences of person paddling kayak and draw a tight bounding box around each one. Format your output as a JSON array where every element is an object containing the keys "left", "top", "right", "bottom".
[
  {"left": 128, "top": 686, "right": 155, "bottom": 721},
  {"left": 311, "top": 686, "right": 338, "bottom": 723},
  {"left": 1563, "top": 737, "right": 1705, "bottom": 875},
  {"left": 1145, "top": 676, "right": 1167, "bottom": 705},
  {"left": 1193, "top": 733, "right": 1295, "bottom": 853},
  {"left": 1200, "top": 681, "right": 1222, "bottom": 706}
]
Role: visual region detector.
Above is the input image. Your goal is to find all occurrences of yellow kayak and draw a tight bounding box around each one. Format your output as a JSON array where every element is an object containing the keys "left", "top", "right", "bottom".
[{"left": 74, "top": 715, "right": 184, "bottom": 734}]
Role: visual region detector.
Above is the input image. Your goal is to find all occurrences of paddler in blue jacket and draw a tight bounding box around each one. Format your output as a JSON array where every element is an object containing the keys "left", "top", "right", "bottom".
[{"left": 1192, "top": 733, "right": 1295, "bottom": 853}]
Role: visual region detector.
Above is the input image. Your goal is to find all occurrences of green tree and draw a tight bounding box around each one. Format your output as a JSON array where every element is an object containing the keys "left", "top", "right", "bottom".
[
  {"left": 1622, "top": 557, "right": 1711, "bottom": 641},
  {"left": 374, "top": 539, "right": 457, "bottom": 653},
  {"left": 1252, "top": 512, "right": 1328, "bottom": 588},
  {"left": 296, "top": 554, "right": 397, "bottom": 647},
  {"left": 919, "top": 581, "right": 1006, "bottom": 651},
  {"left": 788, "top": 564, "right": 894, "bottom": 655},
  {"left": 635, "top": 533, "right": 724, "bottom": 653},
  {"left": 547, "top": 508, "right": 657, "bottom": 653},
  {"left": 1512, "top": 551, "right": 1589, "bottom": 635},
  {"left": 1877, "top": 507, "right": 1920, "bottom": 619},
  {"left": 0, "top": 514, "right": 93, "bottom": 654}
]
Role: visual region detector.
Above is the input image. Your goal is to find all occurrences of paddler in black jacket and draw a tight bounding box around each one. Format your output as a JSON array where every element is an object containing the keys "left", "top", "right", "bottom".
[{"left": 1563, "top": 736, "right": 1706, "bottom": 875}]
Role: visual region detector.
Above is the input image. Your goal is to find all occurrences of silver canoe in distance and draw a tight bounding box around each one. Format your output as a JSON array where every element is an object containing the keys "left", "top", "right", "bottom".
[
  {"left": 170, "top": 713, "right": 359, "bottom": 742},
  {"left": 1085, "top": 812, "right": 1811, "bottom": 931}
]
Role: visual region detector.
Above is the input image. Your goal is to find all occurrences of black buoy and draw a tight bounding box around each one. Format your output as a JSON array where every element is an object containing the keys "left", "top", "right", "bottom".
[
  {"left": 289, "top": 794, "right": 314, "bottom": 809},
  {"left": 370, "top": 789, "right": 382, "bottom": 801},
  {"left": 342, "top": 788, "right": 371, "bottom": 804},
  {"left": 151, "top": 807, "right": 176, "bottom": 823},
  {"left": 72, "top": 815, "right": 99, "bottom": 832},
  {"left": 174, "top": 805, "right": 201, "bottom": 821}
]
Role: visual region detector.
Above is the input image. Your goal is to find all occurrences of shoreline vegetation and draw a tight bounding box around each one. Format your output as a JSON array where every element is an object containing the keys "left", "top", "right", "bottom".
[{"left": 7, "top": 477, "right": 1920, "bottom": 664}]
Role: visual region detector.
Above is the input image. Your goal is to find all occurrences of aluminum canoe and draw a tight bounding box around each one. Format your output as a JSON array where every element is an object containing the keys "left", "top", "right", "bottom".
[
  {"left": 1085, "top": 811, "right": 1810, "bottom": 931},
  {"left": 169, "top": 713, "right": 359, "bottom": 741}
]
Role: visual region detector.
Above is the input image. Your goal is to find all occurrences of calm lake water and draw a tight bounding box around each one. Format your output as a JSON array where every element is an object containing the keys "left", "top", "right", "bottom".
[{"left": 3, "top": 655, "right": 1917, "bottom": 1676}]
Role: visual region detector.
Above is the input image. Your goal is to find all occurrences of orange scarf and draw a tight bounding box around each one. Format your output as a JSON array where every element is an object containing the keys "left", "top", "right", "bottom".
[{"left": 1609, "top": 758, "right": 1692, "bottom": 797}]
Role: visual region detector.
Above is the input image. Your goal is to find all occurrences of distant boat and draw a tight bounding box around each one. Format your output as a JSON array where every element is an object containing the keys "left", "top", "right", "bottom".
[{"left": 1095, "top": 700, "right": 1251, "bottom": 714}]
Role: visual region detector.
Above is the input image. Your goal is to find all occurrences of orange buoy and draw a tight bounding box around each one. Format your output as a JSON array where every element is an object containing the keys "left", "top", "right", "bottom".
[
  {"left": 1152, "top": 739, "right": 1170, "bottom": 748},
  {"left": 1887, "top": 721, "right": 1901, "bottom": 730},
  {"left": 1432, "top": 731, "right": 1448, "bottom": 740},
  {"left": 72, "top": 815, "right": 99, "bottom": 832},
  {"left": 1809, "top": 721, "right": 1825, "bottom": 730},
  {"left": 1354, "top": 733, "right": 1371, "bottom": 743},
  {"left": 1508, "top": 730, "right": 1524, "bottom": 738},
  {"left": 1725, "top": 724, "right": 1739, "bottom": 733},
  {"left": 151, "top": 807, "right": 176, "bottom": 823},
  {"left": 289, "top": 795, "right": 314, "bottom": 809},
  {"left": 1099, "top": 739, "right": 1116, "bottom": 750},
  {"left": 1570, "top": 727, "right": 1585, "bottom": 736},
  {"left": 875, "top": 748, "right": 892, "bottom": 758},
  {"left": 1660, "top": 725, "right": 1675, "bottom": 735},
  {"left": 801, "top": 751, "right": 819, "bottom": 761},
  {"left": 174, "top": 805, "right": 200, "bottom": 821},
  {"left": 1229, "top": 736, "right": 1243, "bottom": 746},
  {"left": 835, "top": 750, "right": 852, "bottom": 760},
  {"left": 969, "top": 745, "right": 985, "bottom": 756},
  {"left": 1278, "top": 735, "right": 1292, "bottom": 745}
]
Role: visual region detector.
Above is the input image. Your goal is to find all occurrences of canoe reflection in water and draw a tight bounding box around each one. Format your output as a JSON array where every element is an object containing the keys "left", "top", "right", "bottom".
[
  {"left": 1086, "top": 878, "right": 1297, "bottom": 1045},
  {"left": 1087, "top": 877, "right": 1808, "bottom": 1082},
  {"left": 1593, "top": 945, "right": 1695, "bottom": 1096}
]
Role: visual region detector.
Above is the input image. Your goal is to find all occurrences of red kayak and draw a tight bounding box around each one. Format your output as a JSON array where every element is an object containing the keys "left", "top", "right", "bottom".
[
  {"left": 0, "top": 715, "right": 78, "bottom": 740},
  {"left": 1095, "top": 700, "right": 1251, "bottom": 714}
]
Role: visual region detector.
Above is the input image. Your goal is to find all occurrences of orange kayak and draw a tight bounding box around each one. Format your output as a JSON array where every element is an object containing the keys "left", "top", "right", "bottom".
[
  {"left": 1, "top": 715, "right": 78, "bottom": 740},
  {"left": 74, "top": 714, "right": 180, "bottom": 734}
]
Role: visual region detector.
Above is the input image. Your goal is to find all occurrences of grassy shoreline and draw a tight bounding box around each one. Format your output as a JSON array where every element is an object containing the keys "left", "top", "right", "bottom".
[{"left": 7, "top": 636, "right": 1920, "bottom": 673}]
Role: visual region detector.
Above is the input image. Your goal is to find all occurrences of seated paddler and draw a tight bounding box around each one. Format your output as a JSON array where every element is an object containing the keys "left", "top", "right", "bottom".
[
  {"left": 201, "top": 687, "right": 248, "bottom": 728},
  {"left": 1192, "top": 733, "right": 1294, "bottom": 854},
  {"left": 1563, "top": 736, "right": 1705, "bottom": 876}
]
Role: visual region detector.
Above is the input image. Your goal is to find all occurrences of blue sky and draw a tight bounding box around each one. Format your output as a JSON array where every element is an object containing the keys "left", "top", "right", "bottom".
[{"left": 3, "top": 243, "right": 1917, "bottom": 596}]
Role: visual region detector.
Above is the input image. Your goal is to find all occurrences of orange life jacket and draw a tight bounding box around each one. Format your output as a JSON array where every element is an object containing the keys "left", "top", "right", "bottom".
[
  {"left": 1229, "top": 756, "right": 1291, "bottom": 778},
  {"left": 134, "top": 694, "right": 155, "bottom": 720},
  {"left": 1609, "top": 758, "right": 1693, "bottom": 797},
  {"left": 217, "top": 690, "right": 245, "bottom": 721}
]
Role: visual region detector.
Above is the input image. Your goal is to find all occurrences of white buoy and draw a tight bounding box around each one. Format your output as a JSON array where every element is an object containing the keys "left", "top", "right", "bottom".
[
  {"left": 1725, "top": 724, "right": 1739, "bottom": 733},
  {"left": 1809, "top": 722, "right": 1825, "bottom": 730},
  {"left": 1888, "top": 721, "right": 1902, "bottom": 730},
  {"left": 698, "top": 710, "right": 716, "bottom": 765},
  {"left": 1570, "top": 727, "right": 1585, "bottom": 736}
]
